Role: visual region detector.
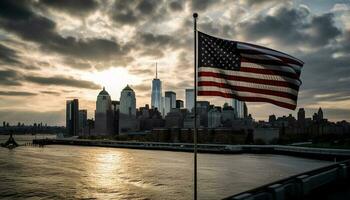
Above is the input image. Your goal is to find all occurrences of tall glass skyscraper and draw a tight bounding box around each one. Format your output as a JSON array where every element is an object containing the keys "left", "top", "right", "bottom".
[
  {"left": 151, "top": 64, "right": 162, "bottom": 111},
  {"left": 231, "top": 99, "right": 244, "bottom": 118}
]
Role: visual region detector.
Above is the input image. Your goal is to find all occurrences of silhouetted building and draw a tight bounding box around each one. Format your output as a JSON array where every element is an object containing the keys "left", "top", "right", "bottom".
[
  {"left": 165, "top": 91, "right": 176, "bottom": 109},
  {"left": 94, "top": 87, "right": 113, "bottom": 135},
  {"left": 119, "top": 85, "right": 138, "bottom": 133},
  {"left": 208, "top": 108, "right": 221, "bottom": 128},
  {"left": 298, "top": 108, "right": 305, "bottom": 123},
  {"left": 66, "top": 99, "right": 79, "bottom": 136},
  {"left": 176, "top": 100, "right": 184, "bottom": 108},
  {"left": 78, "top": 110, "right": 87, "bottom": 134},
  {"left": 165, "top": 108, "right": 184, "bottom": 128},
  {"left": 232, "top": 99, "right": 244, "bottom": 118},
  {"left": 185, "top": 88, "right": 194, "bottom": 112},
  {"left": 243, "top": 102, "right": 248, "bottom": 118},
  {"left": 269, "top": 114, "right": 276, "bottom": 125}
]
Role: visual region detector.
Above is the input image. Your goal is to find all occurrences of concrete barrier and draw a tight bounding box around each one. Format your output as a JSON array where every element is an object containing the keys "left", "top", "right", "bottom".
[{"left": 224, "top": 161, "right": 350, "bottom": 200}]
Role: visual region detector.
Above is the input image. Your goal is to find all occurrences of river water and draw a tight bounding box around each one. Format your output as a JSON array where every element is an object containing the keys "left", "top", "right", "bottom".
[{"left": 0, "top": 135, "right": 331, "bottom": 200}]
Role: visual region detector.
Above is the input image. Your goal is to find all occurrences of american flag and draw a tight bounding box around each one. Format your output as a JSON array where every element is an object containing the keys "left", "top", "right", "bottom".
[{"left": 197, "top": 31, "right": 304, "bottom": 110}]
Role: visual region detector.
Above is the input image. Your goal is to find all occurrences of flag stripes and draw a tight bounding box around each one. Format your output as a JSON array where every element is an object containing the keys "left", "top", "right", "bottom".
[{"left": 197, "top": 31, "right": 304, "bottom": 110}]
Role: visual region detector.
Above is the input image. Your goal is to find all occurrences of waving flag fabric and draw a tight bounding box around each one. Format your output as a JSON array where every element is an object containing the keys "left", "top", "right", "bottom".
[{"left": 197, "top": 31, "right": 304, "bottom": 110}]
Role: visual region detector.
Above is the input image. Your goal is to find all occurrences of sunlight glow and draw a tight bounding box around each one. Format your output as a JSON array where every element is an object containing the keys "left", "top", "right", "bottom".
[{"left": 83, "top": 67, "right": 142, "bottom": 100}]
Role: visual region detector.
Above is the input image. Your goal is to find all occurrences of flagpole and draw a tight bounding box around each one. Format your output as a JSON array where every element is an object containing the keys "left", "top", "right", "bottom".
[{"left": 193, "top": 12, "right": 198, "bottom": 200}]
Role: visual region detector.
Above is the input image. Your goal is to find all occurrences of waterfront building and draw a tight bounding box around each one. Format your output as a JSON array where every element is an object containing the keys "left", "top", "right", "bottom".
[
  {"left": 164, "top": 108, "right": 184, "bottom": 128},
  {"left": 164, "top": 96, "right": 171, "bottom": 116},
  {"left": 243, "top": 102, "right": 248, "bottom": 118},
  {"left": 66, "top": 99, "right": 79, "bottom": 136},
  {"left": 137, "top": 104, "right": 164, "bottom": 130},
  {"left": 111, "top": 101, "right": 120, "bottom": 135},
  {"left": 119, "top": 85, "right": 138, "bottom": 133},
  {"left": 298, "top": 108, "right": 306, "bottom": 123},
  {"left": 185, "top": 89, "right": 194, "bottom": 112},
  {"left": 94, "top": 87, "right": 113, "bottom": 135},
  {"left": 197, "top": 101, "right": 210, "bottom": 127},
  {"left": 176, "top": 100, "right": 184, "bottom": 108},
  {"left": 232, "top": 99, "right": 244, "bottom": 118},
  {"left": 165, "top": 91, "right": 176, "bottom": 109},
  {"left": 78, "top": 110, "right": 87, "bottom": 134},
  {"left": 151, "top": 64, "right": 162, "bottom": 111},
  {"left": 208, "top": 108, "right": 221, "bottom": 128}
]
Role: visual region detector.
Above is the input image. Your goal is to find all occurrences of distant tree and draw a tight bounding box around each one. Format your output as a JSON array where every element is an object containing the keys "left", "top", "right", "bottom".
[
  {"left": 6, "top": 122, "right": 9, "bottom": 127},
  {"left": 3, "top": 121, "right": 5, "bottom": 127}
]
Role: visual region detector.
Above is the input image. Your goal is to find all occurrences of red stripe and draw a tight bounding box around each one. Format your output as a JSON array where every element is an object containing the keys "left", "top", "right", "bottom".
[
  {"left": 198, "top": 71, "right": 300, "bottom": 90},
  {"left": 198, "top": 91, "right": 296, "bottom": 110},
  {"left": 239, "top": 66, "right": 299, "bottom": 80},
  {"left": 198, "top": 81, "right": 297, "bottom": 100}
]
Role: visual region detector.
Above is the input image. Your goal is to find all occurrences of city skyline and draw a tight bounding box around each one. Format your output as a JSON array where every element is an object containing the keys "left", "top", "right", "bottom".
[{"left": 1, "top": 0, "right": 350, "bottom": 125}]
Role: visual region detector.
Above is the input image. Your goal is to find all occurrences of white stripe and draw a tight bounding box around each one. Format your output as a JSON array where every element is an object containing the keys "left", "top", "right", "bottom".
[
  {"left": 199, "top": 67, "right": 301, "bottom": 86},
  {"left": 198, "top": 76, "right": 299, "bottom": 95},
  {"left": 198, "top": 86, "right": 296, "bottom": 105},
  {"left": 241, "top": 62, "right": 299, "bottom": 75},
  {"left": 237, "top": 43, "right": 303, "bottom": 64}
]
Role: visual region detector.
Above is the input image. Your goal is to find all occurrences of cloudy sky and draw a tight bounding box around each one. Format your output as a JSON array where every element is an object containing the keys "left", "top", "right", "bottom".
[{"left": 0, "top": 0, "right": 349, "bottom": 125}]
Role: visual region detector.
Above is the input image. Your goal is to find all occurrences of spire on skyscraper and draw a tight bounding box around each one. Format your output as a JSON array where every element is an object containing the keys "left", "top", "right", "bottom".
[{"left": 156, "top": 62, "right": 158, "bottom": 79}]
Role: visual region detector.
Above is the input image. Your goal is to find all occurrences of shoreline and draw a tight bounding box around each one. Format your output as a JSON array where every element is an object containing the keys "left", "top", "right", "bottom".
[{"left": 33, "top": 138, "right": 350, "bottom": 161}]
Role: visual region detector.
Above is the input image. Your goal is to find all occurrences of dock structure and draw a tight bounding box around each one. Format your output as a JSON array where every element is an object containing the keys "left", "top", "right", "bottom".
[{"left": 1, "top": 133, "right": 19, "bottom": 149}]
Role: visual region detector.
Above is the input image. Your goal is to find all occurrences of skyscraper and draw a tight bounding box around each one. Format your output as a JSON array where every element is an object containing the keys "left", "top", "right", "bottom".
[
  {"left": 119, "top": 85, "right": 137, "bottom": 133},
  {"left": 165, "top": 91, "right": 176, "bottom": 109},
  {"left": 185, "top": 89, "right": 194, "bottom": 112},
  {"left": 232, "top": 99, "right": 244, "bottom": 119},
  {"left": 119, "top": 85, "right": 136, "bottom": 116},
  {"left": 297, "top": 108, "right": 305, "bottom": 123},
  {"left": 151, "top": 63, "right": 162, "bottom": 111},
  {"left": 176, "top": 100, "right": 184, "bottom": 108},
  {"left": 164, "top": 96, "right": 171, "bottom": 116},
  {"left": 95, "top": 87, "right": 113, "bottom": 135},
  {"left": 78, "top": 109, "right": 87, "bottom": 134},
  {"left": 66, "top": 99, "right": 79, "bottom": 136}
]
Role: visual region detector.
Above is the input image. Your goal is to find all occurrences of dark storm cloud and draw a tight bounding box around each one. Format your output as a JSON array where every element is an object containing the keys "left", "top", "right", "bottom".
[
  {"left": 112, "top": 0, "right": 163, "bottom": 25},
  {"left": 0, "top": 0, "right": 129, "bottom": 64},
  {"left": 40, "top": 0, "right": 99, "bottom": 16},
  {"left": 191, "top": 0, "right": 216, "bottom": 11},
  {"left": 0, "top": 69, "right": 22, "bottom": 86},
  {"left": 0, "top": 91, "right": 37, "bottom": 96},
  {"left": 41, "top": 91, "right": 61, "bottom": 95},
  {"left": 0, "top": 43, "right": 20, "bottom": 65},
  {"left": 169, "top": 0, "right": 183, "bottom": 12},
  {"left": 25, "top": 75, "right": 100, "bottom": 89},
  {"left": 293, "top": 40, "right": 350, "bottom": 106},
  {"left": 239, "top": 6, "right": 341, "bottom": 47}
]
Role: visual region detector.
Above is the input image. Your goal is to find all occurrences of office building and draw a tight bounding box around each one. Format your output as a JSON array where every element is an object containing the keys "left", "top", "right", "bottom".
[
  {"left": 119, "top": 85, "right": 138, "bottom": 133},
  {"left": 78, "top": 110, "right": 87, "bottom": 134},
  {"left": 151, "top": 64, "right": 162, "bottom": 111},
  {"left": 176, "top": 100, "right": 184, "bottom": 108},
  {"left": 165, "top": 91, "right": 176, "bottom": 109},
  {"left": 185, "top": 89, "right": 194, "bottom": 112},
  {"left": 95, "top": 87, "right": 113, "bottom": 135},
  {"left": 232, "top": 99, "right": 244, "bottom": 119},
  {"left": 66, "top": 99, "right": 79, "bottom": 136}
]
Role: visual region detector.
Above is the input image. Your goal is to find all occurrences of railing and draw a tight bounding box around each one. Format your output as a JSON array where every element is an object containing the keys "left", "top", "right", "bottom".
[{"left": 223, "top": 160, "right": 350, "bottom": 200}]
